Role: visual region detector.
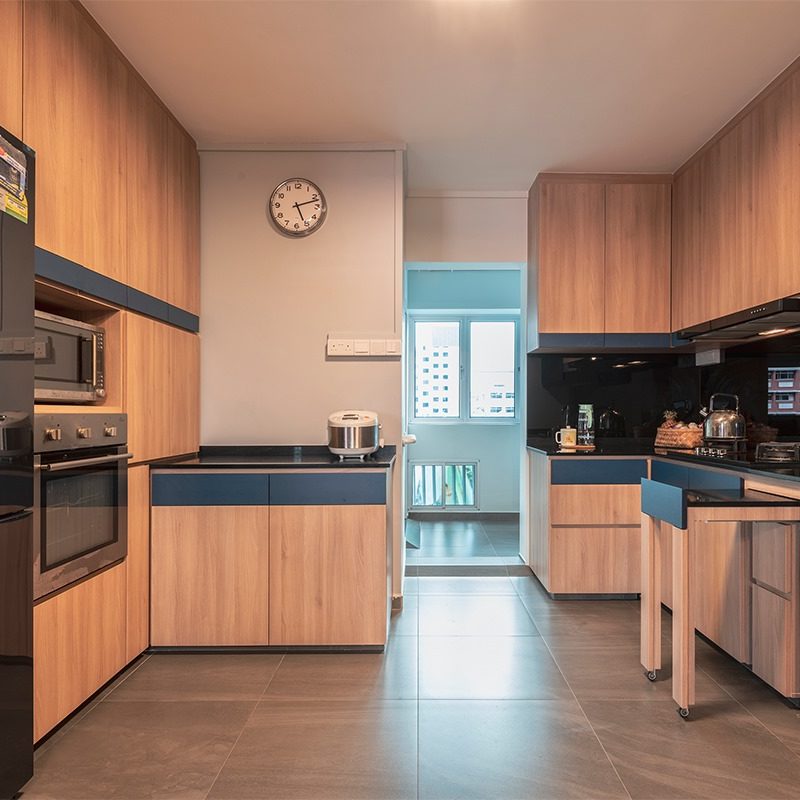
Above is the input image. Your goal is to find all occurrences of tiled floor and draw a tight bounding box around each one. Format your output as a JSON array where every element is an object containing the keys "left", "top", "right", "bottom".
[
  {"left": 24, "top": 573, "right": 800, "bottom": 799},
  {"left": 406, "top": 518, "right": 521, "bottom": 562}
]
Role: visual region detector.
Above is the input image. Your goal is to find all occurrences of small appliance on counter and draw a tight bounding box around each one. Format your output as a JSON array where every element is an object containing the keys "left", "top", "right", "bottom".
[
  {"left": 576, "top": 403, "right": 595, "bottom": 446},
  {"left": 597, "top": 405, "right": 625, "bottom": 438},
  {"left": 327, "top": 410, "right": 382, "bottom": 460},
  {"left": 700, "top": 393, "right": 746, "bottom": 455}
]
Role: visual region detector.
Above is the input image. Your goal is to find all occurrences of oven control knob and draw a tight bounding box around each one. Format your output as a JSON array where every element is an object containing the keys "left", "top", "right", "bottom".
[
  {"left": 45, "top": 428, "right": 62, "bottom": 441},
  {"left": 76, "top": 427, "right": 92, "bottom": 439},
  {"left": 104, "top": 426, "right": 118, "bottom": 437}
]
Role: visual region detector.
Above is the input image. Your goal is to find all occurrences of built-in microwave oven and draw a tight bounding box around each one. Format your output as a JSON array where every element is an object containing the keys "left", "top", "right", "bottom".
[{"left": 34, "top": 310, "right": 106, "bottom": 403}]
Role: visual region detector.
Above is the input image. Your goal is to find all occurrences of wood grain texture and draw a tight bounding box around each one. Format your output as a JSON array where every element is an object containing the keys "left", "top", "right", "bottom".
[
  {"left": 125, "top": 464, "right": 150, "bottom": 661},
  {"left": 549, "top": 526, "right": 640, "bottom": 594},
  {"left": 33, "top": 563, "right": 127, "bottom": 741},
  {"left": 124, "top": 75, "right": 170, "bottom": 302},
  {"left": 670, "top": 161, "right": 703, "bottom": 331},
  {"left": 0, "top": 0, "right": 22, "bottom": 138},
  {"left": 269, "top": 505, "right": 388, "bottom": 646},
  {"left": 150, "top": 506, "right": 270, "bottom": 646},
  {"left": 671, "top": 527, "right": 696, "bottom": 711},
  {"left": 604, "top": 182, "right": 671, "bottom": 333},
  {"left": 166, "top": 118, "right": 201, "bottom": 315},
  {"left": 168, "top": 324, "right": 200, "bottom": 458},
  {"left": 528, "top": 450, "right": 550, "bottom": 589},
  {"left": 23, "top": 0, "right": 127, "bottom": 282},
  {"left": 657, "top": 515, "right": 673, "bottom": 609},
  {"left": 752, "top": 522, "right": 793, "bottom": 595},
  {"left": 536, "top": 181, "right": 605, "bottom": 333},
  {"left": 752, "top": 583, "right": 794, "bottom": 697},
  {"left": 550, "top": 484, "right": 640, "bottom": 526},
  {"left": 640, "top": 513, "right": 662, "bottom": 674}
]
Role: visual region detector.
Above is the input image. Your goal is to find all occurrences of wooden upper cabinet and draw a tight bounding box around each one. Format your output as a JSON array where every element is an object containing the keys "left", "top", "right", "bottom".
[
  {"left": 536, "top": 181, "right": 605, "bottom": 333},
  {"left": 0, "top": 0, "right": 22, "bottom": 138},
  {"left": 23, "top": 0, "right": 127, "bottom": 283},
  {"left": 166, "top": 118, "right": 201, "bottom": 316},
  {"left": 605, "top": 183, "right": 671, "bottom": 333},
  {"left": 125, "top": 77, "right": 170, "bottom": 302}
]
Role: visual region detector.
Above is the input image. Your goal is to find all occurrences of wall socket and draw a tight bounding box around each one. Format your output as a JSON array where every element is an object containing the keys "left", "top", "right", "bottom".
[
  {"left": 326, "top": 335, "right": 402, "bottom": 358},
  {"left": 327, "top": 339, "right": 354, "bottom": 356}
]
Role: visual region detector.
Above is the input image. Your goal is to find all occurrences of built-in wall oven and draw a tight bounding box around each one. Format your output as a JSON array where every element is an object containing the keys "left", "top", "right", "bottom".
[{"left": 33, "top": 413, "right": 130, "bottom": 600}]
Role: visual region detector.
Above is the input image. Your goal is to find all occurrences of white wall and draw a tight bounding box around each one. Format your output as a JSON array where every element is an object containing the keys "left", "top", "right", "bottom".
[
  {"left": 404, "top": 196, "right": 528, "bottom": 520},
  {"left": 200, "top": 147, "right": 405, "bottom": 591}
]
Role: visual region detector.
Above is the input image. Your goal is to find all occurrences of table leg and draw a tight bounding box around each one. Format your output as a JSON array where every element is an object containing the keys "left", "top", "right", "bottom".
[
  {"left": 672, "top": 524, "right": 695, "bottom": 717},
  {"left": 640, "top": 512, "right": 661, "bottom": 680}
]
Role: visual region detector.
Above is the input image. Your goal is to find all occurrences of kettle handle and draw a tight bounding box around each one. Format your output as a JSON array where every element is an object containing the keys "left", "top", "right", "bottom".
[{"left": 709, "top": 393, "right": 739, "bottom": 413}]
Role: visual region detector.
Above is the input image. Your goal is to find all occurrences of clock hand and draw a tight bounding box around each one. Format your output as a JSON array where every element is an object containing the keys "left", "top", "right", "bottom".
[
  {"left": 295, "top": 199, "right": 319, "bottom": 208},
  {"left": 292, "top": 202, "right": 305, "bottom": 222}
]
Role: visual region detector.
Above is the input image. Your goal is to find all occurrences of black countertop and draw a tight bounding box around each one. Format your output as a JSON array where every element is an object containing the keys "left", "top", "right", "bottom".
[
  {"left": 155, "top": 445, "right": 397, "bottom": 470},
  {"left": 527, "top": 438, "right": 800, "bottom": 484}
]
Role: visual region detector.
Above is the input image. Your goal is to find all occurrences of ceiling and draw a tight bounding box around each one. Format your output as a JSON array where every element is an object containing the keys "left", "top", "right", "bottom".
[{"left": 83, "top": 0, "right": 800, "bottom": 192}]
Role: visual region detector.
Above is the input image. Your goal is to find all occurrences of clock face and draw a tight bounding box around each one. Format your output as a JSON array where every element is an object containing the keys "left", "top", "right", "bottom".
[{"left": 267, "top": 178, "right": 327, "bottom": 237}]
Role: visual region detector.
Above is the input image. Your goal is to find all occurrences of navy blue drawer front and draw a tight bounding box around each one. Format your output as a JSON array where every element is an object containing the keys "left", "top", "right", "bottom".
[
  {"left": 152, "top": 473, "right": 269, "bottom": 506},
  {"left": 550, "top": 459, "right": 648, "bottom": 485},
  {"left": 650, "top": 460, "right": 742, "bottom": 493},
  {"left": 269, "top": 473, "right": 386, "bottom": 505}
]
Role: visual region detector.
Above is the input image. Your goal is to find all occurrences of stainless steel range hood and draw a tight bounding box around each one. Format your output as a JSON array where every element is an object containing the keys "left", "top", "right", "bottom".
[{"left": 677, "top": 297, "right": 800, "bottom": 342}]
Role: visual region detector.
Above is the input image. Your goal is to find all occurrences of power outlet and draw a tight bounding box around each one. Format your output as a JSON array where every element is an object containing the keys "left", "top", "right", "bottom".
[{"left": 327, "top": 338, "right": 354, "bottom": 356}]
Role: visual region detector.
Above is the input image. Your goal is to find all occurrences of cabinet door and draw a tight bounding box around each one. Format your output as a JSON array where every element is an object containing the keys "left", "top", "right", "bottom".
[
  {"left": 604, "top": 183, "right": 671, "bottom": 333},
  {"left": 671, "top": 161, "right": 703, "bottom": 331},
  {"left": 34, "top": 563, "right": 127, "bottom": 741},
  {"left": 126, "top": 465, "right": 150, "bottom": 661},
  {"left": 752, "top": 583, "right": 795, "bottom": 696},
  {"left": 0, "top": 0, "right": 22, "bottom": 137},
  {"left": 270, "top": 505, "right": 387, "bottom": 645},
  {"left": 125, "top": 312, "right": 199, "bottom": 463},
  {"left": 23, "top": 0, "right": 127, "bottom": 282},
  {"left": 537, "top": 182, "right": 605, "bottom": 333},
  {"left": 150, "top": 506, "right": 270, "bottom": 646},
  {"left": 125, "top": 77, "right": 170, "bottom": 302},
  {"left": 166, "top": 118, "right": 200, "bottom": 315}
]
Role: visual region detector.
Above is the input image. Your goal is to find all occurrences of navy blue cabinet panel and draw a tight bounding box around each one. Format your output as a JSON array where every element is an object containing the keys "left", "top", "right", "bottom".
[
  {"left": 152, "top": 473, "right": 269, "bottom": 506},
  {"left": 641, "top": 478, "right": 687, "bottom": 530},
  {"left": 269, "top": 473, "right": 386, "bottom": 506},
  {"left": 650, "top": 460, "right": 741, "bottom": 493},
  {"left": 550, "top": 459, "right": 648, "bottom": 485}
]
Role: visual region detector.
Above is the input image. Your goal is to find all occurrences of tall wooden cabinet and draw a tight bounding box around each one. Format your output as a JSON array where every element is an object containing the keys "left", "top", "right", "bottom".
[
  {"left": 23, "top": 0, "right": 127, "bottom": 283},
  {"left": 528, "top": 175, "right": 671, "bottom": 344},
  {"left": 125, "top": 465, "right": 151, "bottom": 662},
  {"left": 0, "top": 0, "right": 22, "bottom": 138}
]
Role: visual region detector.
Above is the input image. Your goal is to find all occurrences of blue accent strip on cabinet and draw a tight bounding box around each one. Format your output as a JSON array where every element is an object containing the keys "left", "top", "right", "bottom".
[
  {"left": 641, "top": 478, "right": 687, "bottom": 530},
  {"left": 550, "top": 459, "right": 648, "bottom": 485},
  {"left": 602, "top": 334, "right": 672, "bottom": 349},
  {"left": 35, "top": 247, "right": 200, "bottom": 333},
  {"left": 536, "top": 334, "right": 605, "bottom": 349},
  {"left": 270, "top": 473, "right": 386, "bottom": 505},
  {"left": 650, "top": 461, "right": 742, "bottom": 493},
  {"left": 152, "top": 473, "right": 269, "bottom": 506}
]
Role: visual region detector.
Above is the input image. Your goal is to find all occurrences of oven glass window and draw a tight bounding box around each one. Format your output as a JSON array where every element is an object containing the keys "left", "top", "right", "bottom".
[
  {"left": 42, "top": 466, "right": 118, "bottom": 570},
  {"left": 35, "top": 329, "right": 84, "bottom": 385}
]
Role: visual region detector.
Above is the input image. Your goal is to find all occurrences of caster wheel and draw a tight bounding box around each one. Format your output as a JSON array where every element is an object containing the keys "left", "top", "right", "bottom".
[
  {"left": 646, "top": 670, "right": 658, "bottom": 682},
  {"left": 678, "top": 707, "right": 690, "bottom": 719}
]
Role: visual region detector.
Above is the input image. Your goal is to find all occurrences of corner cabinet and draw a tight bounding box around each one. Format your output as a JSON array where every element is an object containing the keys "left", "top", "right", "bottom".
[
  {"left": 528, "top": 175, "right": 671, "bottom": 349},
  {"left": 150, "top": 469, "right": 392, "bottom": 648}
]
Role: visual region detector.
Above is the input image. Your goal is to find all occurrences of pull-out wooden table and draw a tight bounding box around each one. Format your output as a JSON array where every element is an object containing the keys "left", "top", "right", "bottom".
[{"left": 640, "top": 478, "right": 800, "bottom": 718}]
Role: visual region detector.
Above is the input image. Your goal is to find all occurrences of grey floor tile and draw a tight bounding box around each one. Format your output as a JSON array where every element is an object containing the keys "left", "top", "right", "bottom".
[
  {"left": 583, "top": 698, "right": 800, "bottom": 799},
  {"left": 419, "top": 594, "right": 540, "bottom": 637},
  {"left": 24, "top": 700, "right": 254, "bottom": 800},
  {"left": 263, "top": 636, "right": 417, "bottom": 700},
  {"left": 207, "top": 699, "right": 417, "bottom": 800},
  {"left": 105, "top": 654, "right": 283, "bottom": 702},
  {"left": 401, "top": 575, "right": 419, "bottom": 594},
  {"left": 419, "top": 636, "right": 572, "bottom": 700},
  {"left": 418, "top": 699, "right": 628, "bottom": 800},
  {"left": 415, "top": 575, "right": 517, "bottom": 595},
  {"left": 408, "top": 543, "right": 497, "bottom": 558},
  {"left": 390, "top": 593, "right": 419, "bottom": 636}
]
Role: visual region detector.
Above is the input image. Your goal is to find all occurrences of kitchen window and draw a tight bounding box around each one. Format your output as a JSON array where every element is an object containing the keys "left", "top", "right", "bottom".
[
  {"left": 410, "top": 462, "right": 477, "bottom": 508},
  {"left": 410, "top": 315, "right": 519, "bottom": 423}
]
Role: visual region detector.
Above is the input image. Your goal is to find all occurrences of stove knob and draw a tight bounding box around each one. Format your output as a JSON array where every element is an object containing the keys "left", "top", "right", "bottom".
[
  {"left": 76, "top": 427, "right": 92, "bottom": 439},
  {"left": 104, "top": 426, "right": 118, "bottom": 437},
  {"left": 45, "top": 428, "right": 62, "bottom": 442}
]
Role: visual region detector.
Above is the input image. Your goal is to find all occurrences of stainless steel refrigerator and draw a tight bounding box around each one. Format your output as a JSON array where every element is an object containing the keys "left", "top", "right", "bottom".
[{"left": 0, "top": 125, "right": 35, "bottom": 798}]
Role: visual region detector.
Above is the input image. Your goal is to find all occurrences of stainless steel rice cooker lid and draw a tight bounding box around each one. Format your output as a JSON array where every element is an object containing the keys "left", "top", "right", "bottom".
[{"left": 328, "top": 410, "right": 379, "bottom": 428}]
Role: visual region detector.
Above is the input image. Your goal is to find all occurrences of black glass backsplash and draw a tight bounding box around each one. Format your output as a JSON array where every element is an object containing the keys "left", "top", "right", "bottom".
[{"left": 527, "top": 333, "right": 800, "bottom": 440}]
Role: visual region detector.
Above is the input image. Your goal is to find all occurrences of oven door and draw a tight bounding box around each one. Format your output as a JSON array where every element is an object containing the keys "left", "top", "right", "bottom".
[{"left": 33, "top": 447, "right": 130, "bottom": 600}]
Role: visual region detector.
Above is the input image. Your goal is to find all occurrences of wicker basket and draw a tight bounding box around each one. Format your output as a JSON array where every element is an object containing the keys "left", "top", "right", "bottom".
[{"left": 654, "top": 426, "right": 703, "bottom": 450}]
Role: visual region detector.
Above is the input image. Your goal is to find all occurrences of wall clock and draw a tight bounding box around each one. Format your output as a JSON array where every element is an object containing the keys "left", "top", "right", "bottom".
[{"left": 267, "top": 178, "right": 327, "bottom": 237}]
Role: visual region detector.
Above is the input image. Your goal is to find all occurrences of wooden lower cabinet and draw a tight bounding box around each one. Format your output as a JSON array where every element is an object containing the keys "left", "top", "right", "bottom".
[
  {"left": 150, "top": 506, "right": 270, "bottom": 646},
  {"left": 126, "top": 465, "right": 150, "bottom": 661},
  {"left": 34, "top": 563, "right": 127, "bottom": 742},
  {"left": 752, "top": 583, "right": 797, "bottom": 697},
  {"left": 269, "top": 505, "right": 388, "bottom": 646}
]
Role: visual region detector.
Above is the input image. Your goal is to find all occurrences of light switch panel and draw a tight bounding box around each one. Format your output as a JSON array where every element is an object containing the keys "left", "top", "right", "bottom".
[
  {"left": 385, "top": 339, "right": 401, "bottom": 355},
  {"left": 369, "top": 339, "right": 387, "bottom": 356},
  {"left": 354, "top": 339, "right": 370, "bottom": 355}
]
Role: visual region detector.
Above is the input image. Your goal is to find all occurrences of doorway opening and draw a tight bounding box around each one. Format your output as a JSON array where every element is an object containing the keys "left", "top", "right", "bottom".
[{"left": 402, "top": 263, "right": 523, "bottom": 566}]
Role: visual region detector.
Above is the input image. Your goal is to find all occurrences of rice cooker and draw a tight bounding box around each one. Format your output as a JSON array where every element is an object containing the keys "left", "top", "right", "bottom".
[{"left": 327, "top": 410, "right": 381, "bottom": 459}]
